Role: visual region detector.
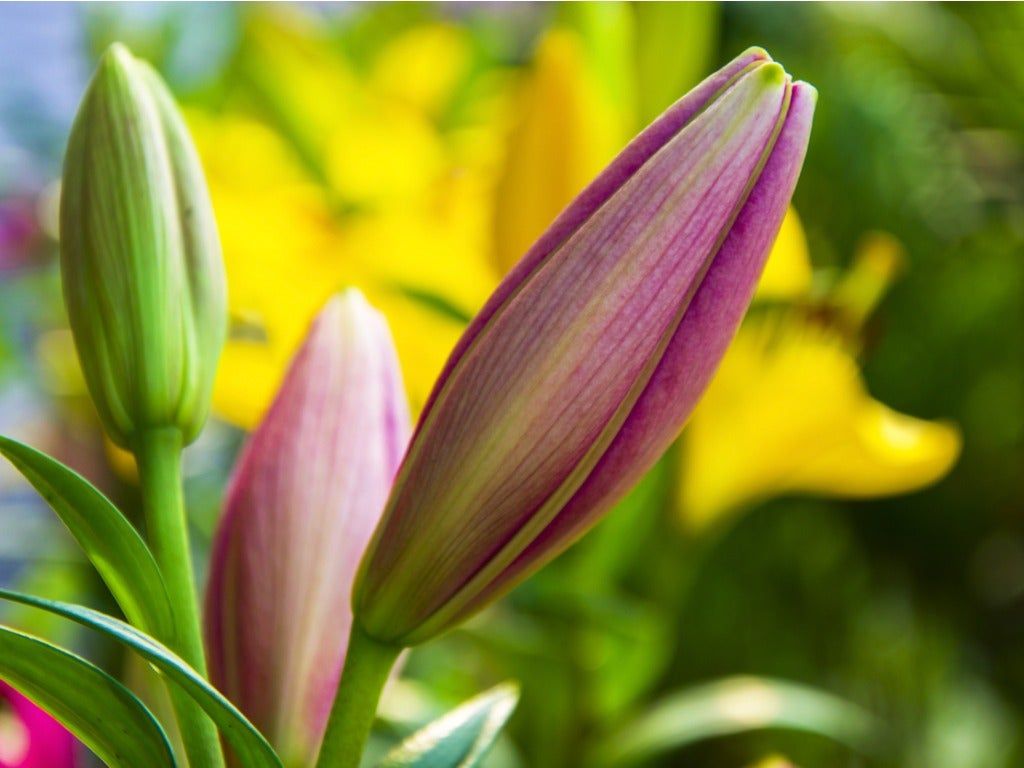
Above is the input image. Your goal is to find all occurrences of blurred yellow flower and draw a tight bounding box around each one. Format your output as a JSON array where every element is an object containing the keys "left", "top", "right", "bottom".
[
  {"left": 754, "top": 208, "right": 813, "bottom": 301},
  {"left": 370, "top": 24, "right": 471, "bottom": 118},
  {"left": 190, "top": 14, "right": 502, "bottom": 427},
  {"left": 196, "top": 12, "right": 635, "bottom": 429},
  {"left": 492, "top": 26, "right": 630, "bottom": 273},
  {"left": 677, "top": 228, "right": 962, "bottom": 529}
]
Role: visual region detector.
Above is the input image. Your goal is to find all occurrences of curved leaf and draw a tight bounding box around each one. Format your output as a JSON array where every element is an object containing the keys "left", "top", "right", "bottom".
[
  {"left": 0, "top": 435, "right": 172, "bottom": 635},
  {"left": 0, "top": 623, "right": 176, "bottom": 768},
  {"left": 0, "top": 589, "right": 283, "bottom": 768},
  {"left": 378, "top": 683, "right": 519, "bottom": 768},
  {"left": 591, "top": 676, "right": 881, "bottom": 767}
]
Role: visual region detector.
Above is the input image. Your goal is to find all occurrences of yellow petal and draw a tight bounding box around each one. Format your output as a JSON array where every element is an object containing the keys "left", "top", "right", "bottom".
[
  {"left": 188, "top": 19, "right": 508, "bottom": 429},
  {"left": 677, "top": 312, "right": 961, "bottom": 529},
  {"left": 213, "top": 340, "right": 290, "bottom": 430},
  {"left": 105, "top": 439, "right": 138, "bottom": 483},
  {"left": 754, "top": 207, "right": 812, "bottom": 301},
  {"left": 191, "top": 113, "right": 355, "bottom": 427},
  {"left": 492, "top": 29, "right": 629, "bottom": 274},
  {"left": 788, "top": 399, "right": 961, "bottom": 498},
  {"left": 371, "top": 24, "right": 471, "bottom": 117},
  {"left": 370, "top": 293, "right": 468, "bottom": 413},
  {"left": 324, "top": 101, "right": 447, "bottom": 206},
  {"left": 193, "top": 107, "right": 498, "bottom": 426},
  {"left": 240, "top": 11, "right": 359, "bottom": 165},
  {"left": 831, "top": 231, "right": 905, "bottom": 331}
]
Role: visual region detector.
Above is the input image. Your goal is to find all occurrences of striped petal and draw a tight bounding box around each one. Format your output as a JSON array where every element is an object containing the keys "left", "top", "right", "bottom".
[
  {"left": 677, "top": 311, "right": 960, "bottom": 528},
  {"left": 355, "top": 50, "right": 815, "bottom": 645},
  {"left": 205, "top": 290, "right": 410, "bottom": 765}
]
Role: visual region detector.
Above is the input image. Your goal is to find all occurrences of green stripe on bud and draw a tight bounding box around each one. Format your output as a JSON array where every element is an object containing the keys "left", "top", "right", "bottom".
[{"left": 60, "top": 43, "right": 226, "bottom": 448}]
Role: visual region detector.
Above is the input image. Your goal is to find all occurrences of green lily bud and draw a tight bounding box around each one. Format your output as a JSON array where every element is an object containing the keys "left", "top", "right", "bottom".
[{"left": 59, "top": 43, "right": 226, "bottom": 448}]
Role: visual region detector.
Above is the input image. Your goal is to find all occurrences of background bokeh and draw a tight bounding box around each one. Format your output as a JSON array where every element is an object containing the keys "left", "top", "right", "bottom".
[{"left": 1, "top": 3, "right": 1022, "bottom": 767}]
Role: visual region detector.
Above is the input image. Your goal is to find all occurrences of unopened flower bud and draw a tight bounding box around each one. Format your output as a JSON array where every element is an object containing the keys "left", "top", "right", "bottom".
[
  {"left": 354, "top": 49, "right": 816, "bottom": 645},
  {"left": 60, "top": 43, "right": 226, "bottom": 448},
  {"left": 206, "top": 290, "right": 411, "bottom": 766}
]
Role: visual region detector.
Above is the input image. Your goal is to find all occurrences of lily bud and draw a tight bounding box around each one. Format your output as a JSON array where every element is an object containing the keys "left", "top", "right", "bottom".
[
  {"left": 59, "top": 43, "right": 226, "bottom": 448},
  {"left": 205, "top": 290, "right": 410, "bottom": 766},
  {"left": 354, "top": 49, "right": 816, "bottom": 645}
]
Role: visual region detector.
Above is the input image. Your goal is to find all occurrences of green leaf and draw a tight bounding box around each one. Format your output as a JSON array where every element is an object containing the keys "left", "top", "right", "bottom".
[
  {"left": 591, "top": 676, "right": 881, "bottom": 767},
  {"left": 0, "top": 589, "right": 283, "bottom": 768},
  {"left": 0, "top": 623, "right": 176, "bottom": 768},
  {"left": 0, "top": 435, "right": 172, "bottom": 636},
  {"left": 378, "top": 683, "right": 519, "bottom": 768}
]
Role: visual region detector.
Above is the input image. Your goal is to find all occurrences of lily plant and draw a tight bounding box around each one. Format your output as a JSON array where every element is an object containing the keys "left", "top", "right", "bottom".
[{"left": 0, "top": 43, "right": 813, "bottom": 768}]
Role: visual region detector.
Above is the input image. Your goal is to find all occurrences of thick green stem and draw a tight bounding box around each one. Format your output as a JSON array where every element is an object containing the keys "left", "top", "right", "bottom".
[
  {"left": 315, "top": 625, "right": 401, "bottom": 768},
  {"left": 135, "top": 427, "right": 224, "bottom": 768}
]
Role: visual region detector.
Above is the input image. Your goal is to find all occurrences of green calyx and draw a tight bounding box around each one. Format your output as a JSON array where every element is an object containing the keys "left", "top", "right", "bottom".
[{"left": 59, "top": 43, "right": 226, "bottom": 448}]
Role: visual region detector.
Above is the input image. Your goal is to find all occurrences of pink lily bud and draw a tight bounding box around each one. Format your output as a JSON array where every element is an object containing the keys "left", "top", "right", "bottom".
[
  {"left": 204, "top": 290, "right": 411, "bottom": 765},
  {"left": 0, "top": 682, "right": 78, "bottom": 768},
  {"left": 354, "top": 49, "right": 816, "bottom": 645}
]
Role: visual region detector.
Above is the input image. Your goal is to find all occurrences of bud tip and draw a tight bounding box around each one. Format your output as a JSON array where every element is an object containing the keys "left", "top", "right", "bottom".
[
  {"left": 100, "top": 41, "right": 134, "bottom": 71},
  {"left": 757, "top": 61, "right": 786, "bottom": 87},
  {"left": 793, "top": 80, "right": 819, "bottom": 104},
  {"left": 741, "top": 46, "right": 772, "bottom": 63}
]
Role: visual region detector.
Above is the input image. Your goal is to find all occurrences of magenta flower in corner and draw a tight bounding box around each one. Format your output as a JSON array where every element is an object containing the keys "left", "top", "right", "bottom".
[
  {"left": 0, "top": 683, "right": 77, "bottom": 768},
  {"left": 353, "top": 48, "right": 816, "bottom": 646},
  {"left": 205, "top": 290, "right": 411, "bottom": 766}
]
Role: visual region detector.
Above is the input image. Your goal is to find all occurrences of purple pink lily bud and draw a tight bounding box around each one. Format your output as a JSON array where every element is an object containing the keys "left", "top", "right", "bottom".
[
  {"left": 353, "top": 48, "right": 816, "bottom": 646},
  {"left": 205, "top": 290, "right": 411, "bottom": 765}
]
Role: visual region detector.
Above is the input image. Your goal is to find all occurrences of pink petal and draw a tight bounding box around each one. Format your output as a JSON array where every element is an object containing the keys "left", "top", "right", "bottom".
[
  {"left": 0, "top": 682, "right": 78, "bottom": 768},
  {"left": 205, "top": 290, "right": 410, "bottom": 764},
  {"left": 464, "top": 82, "right": 819, "bottom": 620}
]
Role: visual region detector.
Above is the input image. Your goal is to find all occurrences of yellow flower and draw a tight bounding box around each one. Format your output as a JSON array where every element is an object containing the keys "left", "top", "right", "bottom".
[
  {"left": 492, "top": 26, "right": 631, "bottom": 273},
  {"left": 370, "top": 24, "right": 472, "bottom": 118},
  {"left": 677, "top": 228, "right": 962, "bottom": 530},
  {"left": 188, "top": 14, "right": 502, "bottom": 428},
  {"left": 754, "top": 208, "right": 813, "bottom": 301},
  {"left": 194, "top": 109, "right": 496, "bottom": 427},
  {"left": 195, "top": 12, "right": 638, "bottom": 430}
]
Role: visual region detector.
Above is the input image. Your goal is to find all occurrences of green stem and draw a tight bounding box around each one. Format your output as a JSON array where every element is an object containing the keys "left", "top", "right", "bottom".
[
  {"left": 135, "top": 427, "right": 225, "bottom": 768},
  {"left": 315, "top": 625, "right": 401, "bottom": 768}
]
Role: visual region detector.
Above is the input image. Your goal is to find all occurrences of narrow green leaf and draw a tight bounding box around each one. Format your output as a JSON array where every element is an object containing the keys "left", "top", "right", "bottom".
[
  {"left": 0, "top": 435, "right": 172, "bottom": 636},
  {"left": 378, "top": 683, "right": 519, "bottom": 768},
  {"left": 0, "top": 589, "right": 283, "bottom": 768},
  {"left": 591, "top": 676, "right": 881, "bottom": 767},
  {"left": 0, "top": 624, "right": 176, "bottom": 768}
]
